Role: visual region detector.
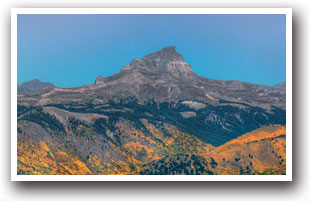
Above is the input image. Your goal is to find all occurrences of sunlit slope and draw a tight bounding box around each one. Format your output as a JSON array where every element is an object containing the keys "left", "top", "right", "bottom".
[
  {"left": 17, "top": 94, "right": 286, "bottom": 175},
  {"left": 203, "top": 124, "right": 286, "bottom": 175},
  {"left": 17, "top": 105, "right": 285, "bottom": 175},
  {"left": 17, "top": 118, "right": 213, "bottom": 175},
  {"left": 17, "top": 123, "right": 285, "bottom": 175},
  {"left": 140, "top": 125, "right": 286, "bottom": 175},
  {"left": 18, "top": 141, "right": 91, "bottom": 175}
]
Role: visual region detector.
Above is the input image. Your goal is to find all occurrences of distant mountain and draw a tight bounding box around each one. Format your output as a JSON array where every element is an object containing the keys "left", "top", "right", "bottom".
[
  {"left": 18, "top": 79, "right": 55, "bottom": 95},
  {"left": 17, "top": 47, "right": 286, "bottom": 175},
  {"left": 275, "top": 81, "right": 286, "bottom": 88}
]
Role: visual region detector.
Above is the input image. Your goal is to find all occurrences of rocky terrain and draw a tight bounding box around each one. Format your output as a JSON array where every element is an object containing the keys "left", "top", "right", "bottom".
[{"left": 17, "top": 47, "right": 286, "bottom": 175}]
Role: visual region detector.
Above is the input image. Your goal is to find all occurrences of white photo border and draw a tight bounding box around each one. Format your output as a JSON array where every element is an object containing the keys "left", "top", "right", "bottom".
[{"left": 11, "top": 8, "right": 292, "bottom": 181}]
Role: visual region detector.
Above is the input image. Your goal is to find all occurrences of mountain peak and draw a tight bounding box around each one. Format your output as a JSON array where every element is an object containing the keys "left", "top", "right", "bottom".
[
  {"left": 18, "top": 79, "right": 55, "bottom": 94},
  {"left": 142, "top": 46, "right": 185, "bottom": 62},
  {"left": 162, "top": 46, "right": 176, "bottom": 51},
  {"left": 124, "top": 47, "right": 194, "bottom": 80},
  {"left": 94, "top": 75, "right": 105, "bottom": 85},
  {"left": 20, "top": 79, "right": 55, "bottom": 88}
]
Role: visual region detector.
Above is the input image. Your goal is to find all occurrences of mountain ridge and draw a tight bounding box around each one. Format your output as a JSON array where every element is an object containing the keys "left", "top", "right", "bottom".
[{"left": 18, "top": 47, "right": 285, "bottom": 109}]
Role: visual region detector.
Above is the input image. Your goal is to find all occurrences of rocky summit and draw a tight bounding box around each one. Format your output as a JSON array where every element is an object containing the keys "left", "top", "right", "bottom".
[
  {"left": 94, "top": 75, "right": 105, "bottom": 85},
  {"left": 125, "top": 46, "right": 195, "bottom": 80},
  {"left": 17, "top": 47, "right": 286, "bottom": 175}
]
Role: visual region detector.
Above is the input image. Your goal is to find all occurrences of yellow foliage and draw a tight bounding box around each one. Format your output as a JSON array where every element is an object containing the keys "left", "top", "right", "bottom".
[
  {"left": 200, "top": 125, "right": 286, "bottom": 175},
  {"left": 18, "top": 141, "right": 91, "bottom": 175},
  {"left": 17, "top": 119, "right": 285, "bottom": 175}
]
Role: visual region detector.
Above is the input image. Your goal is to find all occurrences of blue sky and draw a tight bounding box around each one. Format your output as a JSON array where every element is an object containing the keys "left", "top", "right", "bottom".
[{"left": 17, "top": 14, "right": 286, "bottom": 88}]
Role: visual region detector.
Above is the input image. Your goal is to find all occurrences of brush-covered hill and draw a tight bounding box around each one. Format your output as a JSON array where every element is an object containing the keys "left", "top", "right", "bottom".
[
  {"left": 18, "top": 116, "right": 213, "bottom": 175},
  {"left": 139, "top": 125, "right": 286, "bottom": 175},
  {"left": 18, "top": 123, "right": 285, "bottom": 175}
]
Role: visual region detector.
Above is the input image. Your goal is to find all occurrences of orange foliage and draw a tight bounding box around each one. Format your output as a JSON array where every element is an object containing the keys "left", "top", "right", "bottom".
[
  {"left": 17, "top": 119, "right": 285, "bottom": 175},
  {"left": 18, "top": 141, "right": 91, "bottom": 175},
  {"left": 201, "top": 125, "right": 286, "bottom": 175}
]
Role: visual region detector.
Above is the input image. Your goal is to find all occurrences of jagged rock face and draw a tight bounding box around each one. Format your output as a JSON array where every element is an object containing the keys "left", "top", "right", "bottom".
[
  {"left": 94, "top": 75, "right": 105, "bottom": 85},
  {"left": 123, "top": 46, "right": 195, "bottom": 80},
  {"left": 18, "top": 79, "right": 55, "bottom": 95}
]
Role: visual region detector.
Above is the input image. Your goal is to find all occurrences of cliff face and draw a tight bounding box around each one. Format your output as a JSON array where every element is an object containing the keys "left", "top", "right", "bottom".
[
  {"left": 125, "top": 46, "right": 195, "bottom": 80},
  {"left": 94, "top": 75, "right": 105, "bottom": 85}
]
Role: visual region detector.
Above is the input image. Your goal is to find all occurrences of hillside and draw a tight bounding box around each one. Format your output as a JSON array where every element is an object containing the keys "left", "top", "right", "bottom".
[
  {"left": 17, "top": 117, "right": 213, "bottom": 175},
  {"left": 17, "top": 124, "right": 286, "bottom": 175},
  {"left": 139, "top": 125, "right": 286, "bottom": 175},
  {"left": 204, "top": 124, "right": 286, "bottom": 175}
]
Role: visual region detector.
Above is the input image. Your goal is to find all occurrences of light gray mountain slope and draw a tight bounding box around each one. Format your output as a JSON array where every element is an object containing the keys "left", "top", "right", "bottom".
[{"left": 18, "top": 46, "right": 285, "bottom": 109}]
